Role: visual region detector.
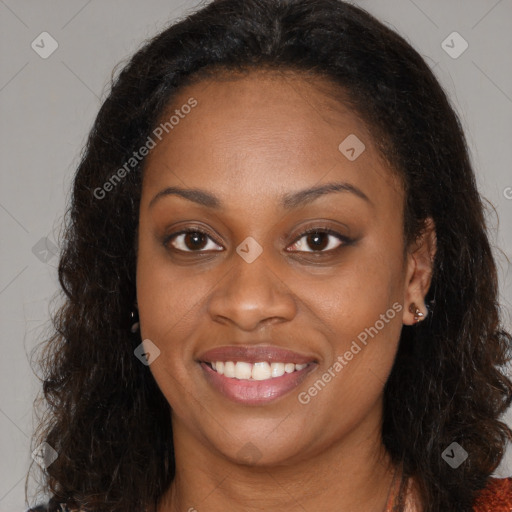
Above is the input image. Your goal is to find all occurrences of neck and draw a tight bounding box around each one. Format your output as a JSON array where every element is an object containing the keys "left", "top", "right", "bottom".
[{"left": 157, "top": 412, "right": 400, "bottom": 512}]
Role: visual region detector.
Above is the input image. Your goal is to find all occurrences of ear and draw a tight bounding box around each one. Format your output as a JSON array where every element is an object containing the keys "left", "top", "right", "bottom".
[{"left": 402, "top": 217, "right": 437, "bottom": 325}]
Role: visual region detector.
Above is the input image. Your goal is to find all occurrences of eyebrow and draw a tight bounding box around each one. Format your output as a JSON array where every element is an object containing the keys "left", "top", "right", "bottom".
[{"left": 148, "top": 181, "right": 372, "bottom": 210}]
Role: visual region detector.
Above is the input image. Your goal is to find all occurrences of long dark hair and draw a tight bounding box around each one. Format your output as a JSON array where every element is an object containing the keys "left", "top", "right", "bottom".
[{"left": 27, "top": 1, "right": 512, "bottom": 511}]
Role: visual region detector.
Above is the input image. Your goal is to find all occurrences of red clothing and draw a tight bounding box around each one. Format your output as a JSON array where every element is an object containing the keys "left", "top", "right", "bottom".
[
  {"left": 473, "top": 477, "right": 512, "bottom": 511},
  {"left": 382, "top": 476, "right": 512, "bottom": 511}
]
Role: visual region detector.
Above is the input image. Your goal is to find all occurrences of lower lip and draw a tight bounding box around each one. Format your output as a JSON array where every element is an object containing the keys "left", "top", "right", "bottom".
[{"left": 200, "top": 362, "right": 316, "bottom": 405}]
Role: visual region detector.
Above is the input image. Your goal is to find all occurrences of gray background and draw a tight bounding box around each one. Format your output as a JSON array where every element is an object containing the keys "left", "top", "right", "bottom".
[{"left": 1, "top": 0, "right": 511, "bottom": 510}]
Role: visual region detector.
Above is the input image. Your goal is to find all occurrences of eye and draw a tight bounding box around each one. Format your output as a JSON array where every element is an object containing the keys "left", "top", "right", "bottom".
[
  {"left": 287, "top": 228, "right": 352, "bottom": 253},
  {"left": 165, "top": 229, "right": 223, "bottom": 253}
]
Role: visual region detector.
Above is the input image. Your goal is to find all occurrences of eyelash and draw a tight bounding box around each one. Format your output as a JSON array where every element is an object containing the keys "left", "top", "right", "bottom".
[{"left": 163, "top": 225, "right": 354, "bottom": 255}]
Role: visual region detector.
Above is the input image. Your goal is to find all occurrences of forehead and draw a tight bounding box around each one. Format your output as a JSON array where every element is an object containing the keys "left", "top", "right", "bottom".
[{"left": 141, "top": 69, "right": 402, "bottom": 212}]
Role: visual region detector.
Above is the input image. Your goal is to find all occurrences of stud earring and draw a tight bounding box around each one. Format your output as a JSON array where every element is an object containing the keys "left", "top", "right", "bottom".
[
  {"left": 408, "top": 302, "right": 425, "bottom": 324},
  {"left": 130, "top": 308, "right": 140, "bottom": 333}
]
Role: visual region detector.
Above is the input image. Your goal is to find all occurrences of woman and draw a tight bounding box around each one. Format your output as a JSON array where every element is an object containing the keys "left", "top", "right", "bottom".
[{"left": 26, "top": 0, "right": 512, "bottom": 510}]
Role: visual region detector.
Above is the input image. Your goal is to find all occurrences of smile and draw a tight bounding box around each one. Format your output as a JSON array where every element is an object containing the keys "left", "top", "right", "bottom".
[
  {"left": 198, "top": 345, "right": 318, "bottom": 405},
  {"left": 207, "top": 361, "right": 309, "bottom": 380}
]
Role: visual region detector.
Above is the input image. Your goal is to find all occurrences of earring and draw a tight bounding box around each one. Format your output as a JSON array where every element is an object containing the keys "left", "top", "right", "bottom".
[
  {"left": 130, "top": 309, "right": 140, "bottom": 333},
  {"left": 408, "top": 302, "right": 425, "bottom": 324}
]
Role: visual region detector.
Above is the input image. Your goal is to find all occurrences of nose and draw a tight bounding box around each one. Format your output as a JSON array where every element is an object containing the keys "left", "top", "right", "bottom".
[{"left": 207, "top": 247, "right": 297, "bottom": 331}]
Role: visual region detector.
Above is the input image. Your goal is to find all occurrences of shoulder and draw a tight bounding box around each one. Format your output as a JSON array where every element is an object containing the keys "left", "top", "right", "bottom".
[{"left": 473, "top": 477, "right": 512, "bottom": 511}]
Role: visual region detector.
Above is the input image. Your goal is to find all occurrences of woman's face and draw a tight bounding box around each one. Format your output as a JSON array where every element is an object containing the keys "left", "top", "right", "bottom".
[{"left": 136, "top": 70, "right": 428, "bottom": 467}]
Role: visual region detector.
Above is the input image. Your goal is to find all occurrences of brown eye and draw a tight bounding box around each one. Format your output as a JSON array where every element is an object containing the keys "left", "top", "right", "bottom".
[
  {"left": 287, "top": 229, "right": 351, "bottom": 253},
  {"left": 166, "top": 230, "right": 223, "bottom": 253}
]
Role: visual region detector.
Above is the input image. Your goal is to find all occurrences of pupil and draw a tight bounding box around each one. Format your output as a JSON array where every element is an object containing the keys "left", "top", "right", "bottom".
[
  {"left": 185, "top": 232, "right": 206, "bottom": 250},
  {"left": 307, "top": 232, "right": 327, "bottom": 251}
]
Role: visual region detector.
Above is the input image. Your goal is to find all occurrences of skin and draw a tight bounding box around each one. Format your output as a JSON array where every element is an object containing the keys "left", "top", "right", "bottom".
[{"left": 136, "top": 69, "right": 436, "bottom": 512}]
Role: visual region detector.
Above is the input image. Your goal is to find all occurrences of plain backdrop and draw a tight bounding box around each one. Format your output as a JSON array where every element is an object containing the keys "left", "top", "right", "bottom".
[{"left": 1, "top": 0, "right": 511, "bottom": 510}]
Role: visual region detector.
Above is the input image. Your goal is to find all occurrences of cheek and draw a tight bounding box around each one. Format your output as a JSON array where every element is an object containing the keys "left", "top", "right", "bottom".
[
  {"left": 317, "top": 244, "right": 405, "bottom": 380},
  {"left": 324, "top": 244, "right": 404, "bottom": 323},
  {"left": 135, "top": 258, "right": 202, "bottom": 417},
  {"left": 135, "top": 230, "right": 223, "bottom": 407},
  {"left": 136, "top": 222, "right": 206, "bottom": 334}
]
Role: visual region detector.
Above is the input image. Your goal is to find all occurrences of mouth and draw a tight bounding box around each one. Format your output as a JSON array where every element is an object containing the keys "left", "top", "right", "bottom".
[{"left": 198, "top": 345, "right": 318, "bottom": 405}]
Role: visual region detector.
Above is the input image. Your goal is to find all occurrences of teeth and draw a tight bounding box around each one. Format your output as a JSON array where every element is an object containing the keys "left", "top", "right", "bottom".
[
  {"left": 271, "top": 362, "right": 285, "bottom": 377},
  {"left": 235, "top": 361, "right": 252, "bottom": 379},
  {"left": 284, "top": 363, "right": 295, "bottom": 373},
  {"left": 252, "top": 362, "right": 271, "bottom": 380},
  {"left": 209, "top": 361, "right": 309, "bottom": 380},
  {"left": 224, "top": 361, "right": 236, "bottom": 378}
]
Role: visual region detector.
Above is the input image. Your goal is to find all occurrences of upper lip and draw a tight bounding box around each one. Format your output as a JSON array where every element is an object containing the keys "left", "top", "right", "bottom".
[{"left": 198, "top": 345, "right": 317, "bottom": 365}]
